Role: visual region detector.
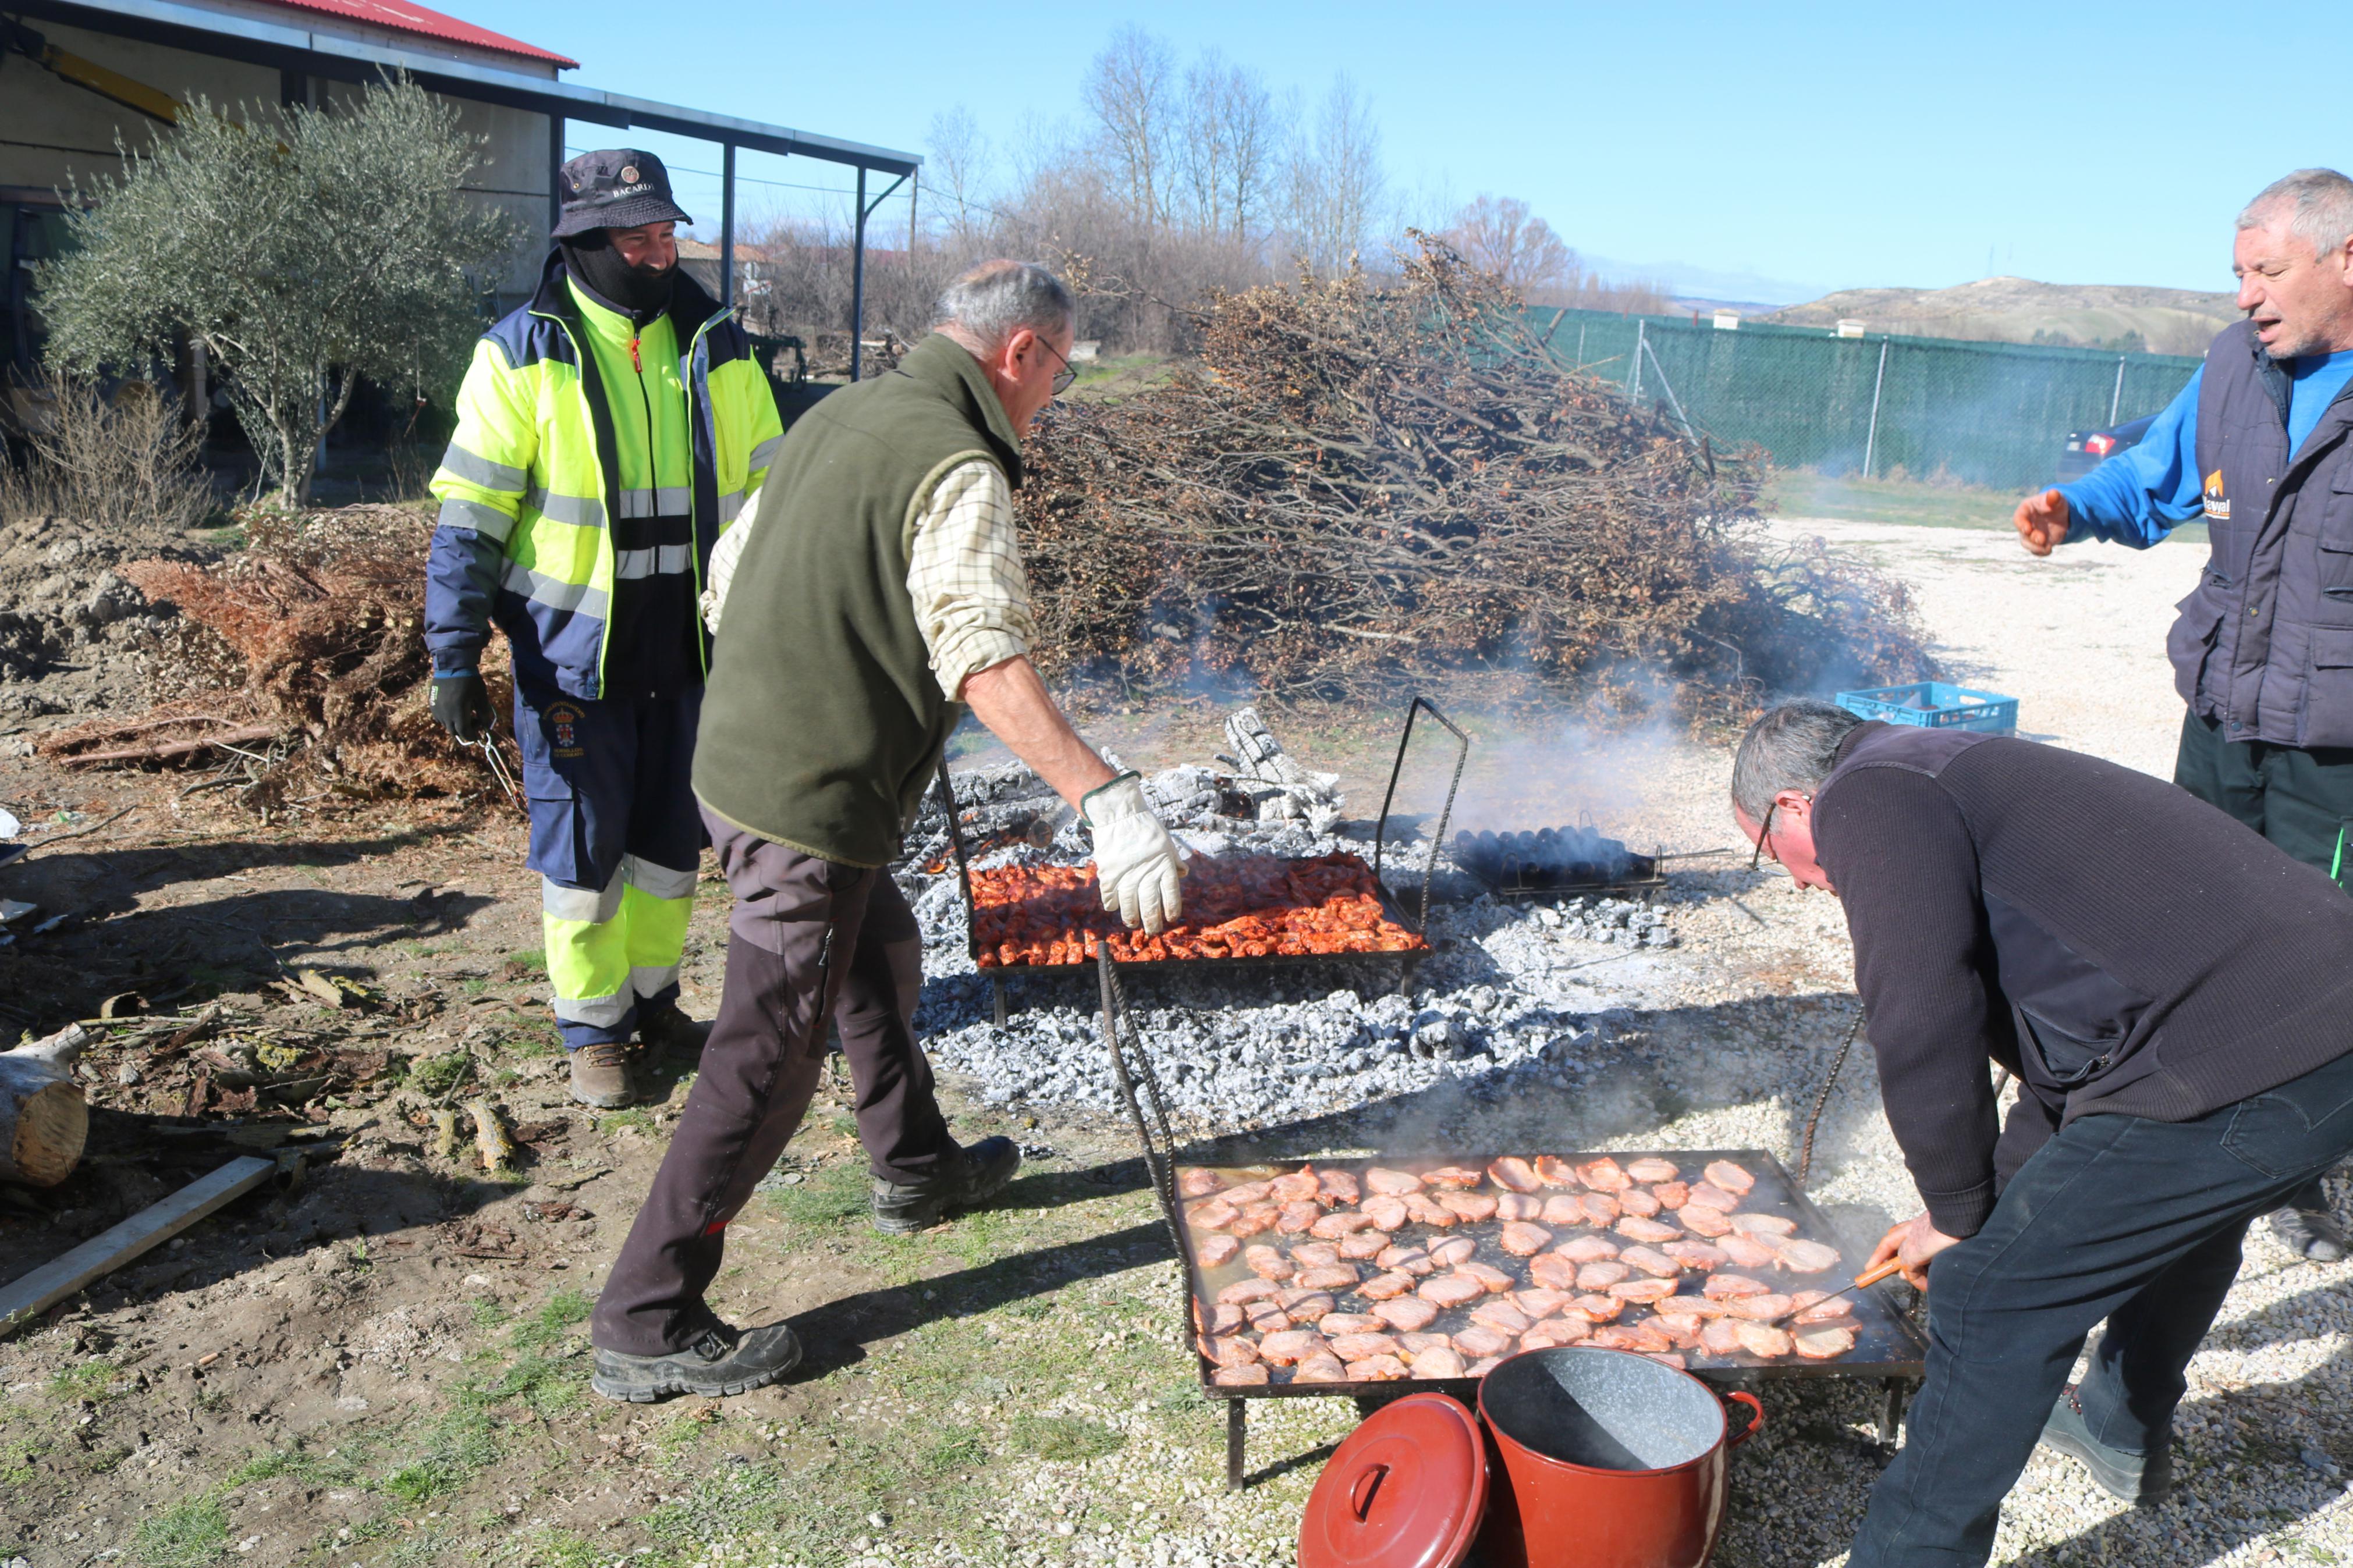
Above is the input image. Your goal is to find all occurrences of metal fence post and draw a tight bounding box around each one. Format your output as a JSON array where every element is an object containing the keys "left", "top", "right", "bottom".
[
  {"left": 1628, "top": 320, "right": 1646, "bottom": 402},
  {"left": 1642, "top": 336, "right": 1697, "bottom": 442},
  {"left": 719, "top": 141, "right": 736, "bottom": 310},
  {"left": 1861, "top": 337, "right": 1890, "bottom": 479},
  {"left": 2110, "top": 355, "right": 2126, "bottom": 426}
]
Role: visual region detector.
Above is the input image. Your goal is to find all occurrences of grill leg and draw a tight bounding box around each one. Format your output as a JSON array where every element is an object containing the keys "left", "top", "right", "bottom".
[
  {"left": 992, "top": 977, "right": 1007, "bottom": 1027},
  {"left": 1879, "top": 1378, "right": 1911, "bottom": 1446},
  {"left": 1226, "top": 1398, "right": 1246, "bottom": 1490}
]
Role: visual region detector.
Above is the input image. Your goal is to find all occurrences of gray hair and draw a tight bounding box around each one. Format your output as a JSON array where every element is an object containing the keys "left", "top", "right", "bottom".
[
  {"left": 932, "top": 261, "right": 1074, "bottom": 351},
  {"left": 1731, "top": 700, "right": 1864, "bottom": 822},
  {"left": 2237, "top": 168, "right": 2353, "bottom": 261}
]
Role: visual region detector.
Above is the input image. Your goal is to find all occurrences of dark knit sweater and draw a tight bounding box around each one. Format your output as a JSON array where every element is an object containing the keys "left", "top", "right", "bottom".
[{"left": 1814, "top": 722, "right": 2353, "bottom": 1238}]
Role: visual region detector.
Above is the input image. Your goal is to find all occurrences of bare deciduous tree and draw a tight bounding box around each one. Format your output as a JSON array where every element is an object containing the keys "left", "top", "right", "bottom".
[
  {"left": 1176, "top": 51, "right": 1284, "bottom": 242},
  {"left": 926, "top": 105, "right": 996, "bottom": 254},
  {"left": 1447, "top": 194, "right": 1574, "bottom": 290},
  {"left": 1084, "top": 26, "right": 1177, "bottom": 230},
  {"left": 1283, "top": 76, "right": 1386, "bottom": 276}
]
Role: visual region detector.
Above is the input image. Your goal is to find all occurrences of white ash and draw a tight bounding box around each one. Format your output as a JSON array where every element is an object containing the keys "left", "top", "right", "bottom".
[{"left": 898, "top": 758, "right": 1681, "bottom": 1123}]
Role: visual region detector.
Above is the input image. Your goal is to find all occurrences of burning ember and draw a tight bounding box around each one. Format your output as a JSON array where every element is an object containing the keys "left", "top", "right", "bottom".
[
  {"left": 970, "top": 854, "right": 1426, "bottom": 968},
  {"left": 1452, "top": 826, "right": 1659, "bottom": 893}
]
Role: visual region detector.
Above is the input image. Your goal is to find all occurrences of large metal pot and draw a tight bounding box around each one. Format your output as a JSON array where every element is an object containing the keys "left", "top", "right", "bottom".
[{"left": 1475, "top": 1348, "right": 1765, "bottom": 1568}]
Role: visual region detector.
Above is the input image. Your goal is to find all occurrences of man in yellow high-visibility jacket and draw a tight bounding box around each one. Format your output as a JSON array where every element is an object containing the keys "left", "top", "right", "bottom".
[{"left": 426, "top": 150, "right": 784, "bottom": 1108}]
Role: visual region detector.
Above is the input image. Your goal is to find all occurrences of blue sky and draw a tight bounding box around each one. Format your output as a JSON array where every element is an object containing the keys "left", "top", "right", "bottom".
[{"left": 458, "top": 0, "right": 2337, "bottom": 304}]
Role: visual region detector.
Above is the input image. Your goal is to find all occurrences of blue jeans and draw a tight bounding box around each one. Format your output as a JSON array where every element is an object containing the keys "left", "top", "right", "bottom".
[{"left": 1849, "top": 1046, "right": 2353, "bottom": 1566}]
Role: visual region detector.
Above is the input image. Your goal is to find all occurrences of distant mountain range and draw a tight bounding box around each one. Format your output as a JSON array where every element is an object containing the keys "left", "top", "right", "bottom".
[
  {"left": 1754, "top": 276, "right": 2239, "bottom": 356},
  {"left": 1581, "top": 254, "right": 1826, "bottom": 309}
]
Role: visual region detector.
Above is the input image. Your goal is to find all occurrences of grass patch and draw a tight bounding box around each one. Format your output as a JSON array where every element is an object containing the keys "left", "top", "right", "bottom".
[
  {"left": 1008, "top": 1413, "right": 1125, "bottom": 1462},
  {"left": 505, "top": 1528, "right": 605, "bottom": 1568},
  {"left": 406, "top": 1051, "right": 473, "bottom": 1096},
  {"left": 507, "top": 1288, "right": 592, "bottom": 1353},
  {"left": 761, "top": 1160, "right": 869, "bottom": 1231},
  {"left": 0, "top": 1437, "right": 44, "bottom": 1486},
  {"left": 501, "top": 949, "right": 548, "bottom": 977},
  {"left": 468, "top": 1354, "right": 581, "bottom": 1421},
  {"left": 226, "top": 1439, "right": 359, "bottom": 1489},
  {"left": 596, "top": 1108, "right": 655, "bottom": 1136},
  {"left": 922, "top": 1423, "right": 989, "bottom": 1476},
  {"left": 470, "top": 1297, "right": 512, "bottom": 1332},
  {"left": 49, "top": 1358, "right": 122, "bottom": 1402},
  {"left": 379, "top": 1409, "right": 498, "bottom": 1503},
  {"left": 133, "top": 1496, "right": 228, "bottom": 1567}
]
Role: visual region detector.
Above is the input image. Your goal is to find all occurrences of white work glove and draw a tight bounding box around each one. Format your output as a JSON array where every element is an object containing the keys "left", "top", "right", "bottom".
[
  {"left": 700, "top": 511, "right": 756, "bottom": 635},
  {"left": 1083, "top": 771, "right": 1187, "bottom": 934}
]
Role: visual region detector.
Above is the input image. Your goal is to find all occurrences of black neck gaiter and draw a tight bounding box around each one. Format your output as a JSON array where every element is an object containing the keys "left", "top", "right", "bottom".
[{"left": 559, "top": 230, "right": 676, "bottom": 322}]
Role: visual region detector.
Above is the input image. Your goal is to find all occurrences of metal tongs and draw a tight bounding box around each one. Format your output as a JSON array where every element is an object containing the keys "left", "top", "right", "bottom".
[
  {"left": 1762, "top": 1255, "right": 1906, "bottom": 1327},
  {"left": 467, "top": 733, "right": 522, "bottom": 810}
]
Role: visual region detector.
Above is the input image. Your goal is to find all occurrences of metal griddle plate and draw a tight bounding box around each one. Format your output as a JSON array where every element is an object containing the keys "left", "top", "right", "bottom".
[{"left": 1181, "top": 1149, "right": 1925, "bottom": 1402}]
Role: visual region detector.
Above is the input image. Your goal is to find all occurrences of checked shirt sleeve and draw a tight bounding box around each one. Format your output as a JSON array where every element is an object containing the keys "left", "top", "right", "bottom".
[{"left": 904, "top": 458, "right": 1035, "bottom": 701}]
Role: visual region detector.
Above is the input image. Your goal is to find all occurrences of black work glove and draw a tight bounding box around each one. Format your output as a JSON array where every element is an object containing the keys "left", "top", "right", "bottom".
[{"left": 431, "top": 673, "right": 495, "bottom": 742}]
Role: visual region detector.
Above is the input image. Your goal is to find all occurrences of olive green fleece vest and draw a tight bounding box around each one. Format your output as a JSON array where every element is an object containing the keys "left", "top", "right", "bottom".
[{"left": 692, "top": 333, "right": 1025, "bottom": 866}]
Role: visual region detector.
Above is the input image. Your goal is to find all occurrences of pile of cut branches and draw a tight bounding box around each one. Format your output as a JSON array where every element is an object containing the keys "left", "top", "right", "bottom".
[
  {"left": 1021, "top": 235, "right": 1928, "bottom": 723},
  {"left": 38, "top": 505, "right": 517, "bottom": 809}
]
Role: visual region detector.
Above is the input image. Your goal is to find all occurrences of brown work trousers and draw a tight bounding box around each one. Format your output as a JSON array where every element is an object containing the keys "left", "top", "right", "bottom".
[{"left": 591, "top": 809, "right": 956, "bottom": 1355}]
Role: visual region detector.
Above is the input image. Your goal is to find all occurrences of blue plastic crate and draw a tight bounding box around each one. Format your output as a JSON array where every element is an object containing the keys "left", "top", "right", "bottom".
[{"left": 1835, "top": 681, "right": 2018, "bottom": 734}]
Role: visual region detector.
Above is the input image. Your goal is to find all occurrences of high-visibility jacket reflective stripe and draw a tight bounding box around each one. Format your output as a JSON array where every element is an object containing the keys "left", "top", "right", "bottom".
[{"left": 423, "top": 249, "right": 784, "bottom": 702}]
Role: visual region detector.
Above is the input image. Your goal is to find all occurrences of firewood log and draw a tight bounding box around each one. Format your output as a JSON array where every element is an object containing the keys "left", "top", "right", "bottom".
[{"left": 0, "top": 1026, "right": 90, "bottom": 1187}]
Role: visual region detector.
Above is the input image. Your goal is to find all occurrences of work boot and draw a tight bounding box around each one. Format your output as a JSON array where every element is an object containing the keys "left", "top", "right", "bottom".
[
  {"left": 871, "top": 1136, "right": 1022, "bottom": 1235},
  {"left": 590, "top": 1321, "right": 801, "bottom": 1403},
  {"left": 2039, "top": 1384, "right": 2173, "bottom": 1506},
  {"left": 2268, "top": 1204, "right": 2349, "bottom": 1263},
  {"left": 567, "top": 1041, "right": 635, "bottom": 1109},
  {"left": 637, "top": 1005, "right": 713, "bottom": 1065}
]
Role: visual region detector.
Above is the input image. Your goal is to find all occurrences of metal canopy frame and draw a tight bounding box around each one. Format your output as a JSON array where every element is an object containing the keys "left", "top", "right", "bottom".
[{"left": 15, "top": 0, "right": 921, "bottom": 342}]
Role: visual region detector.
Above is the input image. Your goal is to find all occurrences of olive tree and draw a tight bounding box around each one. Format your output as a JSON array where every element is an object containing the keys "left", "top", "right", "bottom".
[{"left": 37, "top": 77, "right": 523, "bottom": 505}]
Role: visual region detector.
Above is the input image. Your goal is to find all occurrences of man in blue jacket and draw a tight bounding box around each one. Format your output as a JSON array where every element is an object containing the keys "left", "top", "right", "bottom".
[{"left": 2013, "top": 166, "right": 2353, "bottom": 1261}]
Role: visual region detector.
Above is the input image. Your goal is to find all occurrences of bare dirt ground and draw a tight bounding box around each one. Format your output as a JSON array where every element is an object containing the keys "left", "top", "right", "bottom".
[{"left": 0, "top": 513, "right": 2344, "bottom": 1568}]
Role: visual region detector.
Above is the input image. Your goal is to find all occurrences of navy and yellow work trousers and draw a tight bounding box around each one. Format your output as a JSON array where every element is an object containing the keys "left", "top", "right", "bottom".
[{"left": 516, "top": 680, "right": 703, "bottom": 1049}]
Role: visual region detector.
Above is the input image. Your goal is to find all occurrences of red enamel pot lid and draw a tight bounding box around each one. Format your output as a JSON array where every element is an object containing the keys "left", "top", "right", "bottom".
[{"left": 1298, "top": 1392, "right": 1490, "bottom": 1568}]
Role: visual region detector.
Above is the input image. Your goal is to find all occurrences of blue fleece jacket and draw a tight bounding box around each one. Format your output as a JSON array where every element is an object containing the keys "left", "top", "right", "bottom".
[{"left": 2059, "top": 347, "right": 2353, "bottom": 547}]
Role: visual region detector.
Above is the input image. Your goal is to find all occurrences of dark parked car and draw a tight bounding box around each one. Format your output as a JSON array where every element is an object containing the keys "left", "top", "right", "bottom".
[{"left": 2056, "top": 412, "right": 2160, "bottom": 483}]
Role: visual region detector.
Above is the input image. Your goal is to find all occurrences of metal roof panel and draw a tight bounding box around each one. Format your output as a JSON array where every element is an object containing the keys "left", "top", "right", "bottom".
[{"left": 237, "top": 0, "right": 575, "bottom": 67}]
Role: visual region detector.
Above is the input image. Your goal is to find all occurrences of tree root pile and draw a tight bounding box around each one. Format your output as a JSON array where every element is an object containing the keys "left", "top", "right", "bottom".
[
  {"left": 1021, "top": 237, "right": 1930, "bottom": 724},
  {"left": 37, "top": 504, "right": 517, "bottom": 809}
]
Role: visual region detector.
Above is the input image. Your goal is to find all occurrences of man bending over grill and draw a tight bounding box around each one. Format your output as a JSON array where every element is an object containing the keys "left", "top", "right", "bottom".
[
  {"left": 1733, "top": 700, "right": 2353, "bottom": 1564},
  {"left": 587, "top": 261, "right": 1188, "bottom": 1402}
]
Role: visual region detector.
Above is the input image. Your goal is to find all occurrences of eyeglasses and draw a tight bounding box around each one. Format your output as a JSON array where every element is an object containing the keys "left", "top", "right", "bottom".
[
  {"left": 1748, "top": 794, "right": 1811, "bottom": 872},
  {"left": 1037, "top": 337, "right": 1078, "bottom": 396},
  {"left": 1748, "top": 802, "right": 1779, "bottom": 872}
]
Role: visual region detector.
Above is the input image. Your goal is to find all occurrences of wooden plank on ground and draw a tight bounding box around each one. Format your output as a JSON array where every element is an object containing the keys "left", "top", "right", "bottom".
[{"left": 0, "top": 1156, "right": 274, "bottom": 1333}]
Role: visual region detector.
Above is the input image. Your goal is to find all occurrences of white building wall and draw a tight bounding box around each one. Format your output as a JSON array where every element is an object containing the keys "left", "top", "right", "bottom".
[{"left": 1, "top": 17, "right": 555, "bottom": 298}]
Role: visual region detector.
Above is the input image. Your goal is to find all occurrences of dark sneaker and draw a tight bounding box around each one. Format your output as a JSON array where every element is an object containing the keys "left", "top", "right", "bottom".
[
  {"left": 568, "top": 1041, "right": 635, "bottom": 1109},
  {"left": 871, "top": 1136, "right": 1022, "bottom": 1235},
  {"left": 638, "top": 1005, "right": 713, "bottom": 1065},
  {"left": 2268, "top": 1204, "right": 2348, "bottom": 1263},
  {"left": 2039, "top": 1384, "right": 2173, "bottom": 1505},
  {"left": 590, "top": 1321, "right": 801, "bottom": 1403}
]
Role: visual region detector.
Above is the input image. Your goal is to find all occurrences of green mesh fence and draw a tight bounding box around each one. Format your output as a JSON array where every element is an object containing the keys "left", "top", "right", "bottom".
[{"left": 1530, "top": 307, "right": 2202, "bottom": 492}]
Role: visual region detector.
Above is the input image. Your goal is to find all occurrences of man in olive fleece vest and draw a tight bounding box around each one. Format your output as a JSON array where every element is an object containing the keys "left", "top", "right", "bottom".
[
  {"left": 2013, "top": 169, "right": 2353, "bottom": 1261},
  {"left": 587, "top": 262, "right": 1188, "bottom": 1401}
]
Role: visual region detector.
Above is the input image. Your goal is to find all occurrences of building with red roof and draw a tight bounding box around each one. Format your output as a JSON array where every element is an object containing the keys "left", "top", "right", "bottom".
[{"left": 3, "top": 0, "right": 917, "bottom": 371}]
